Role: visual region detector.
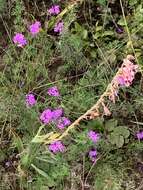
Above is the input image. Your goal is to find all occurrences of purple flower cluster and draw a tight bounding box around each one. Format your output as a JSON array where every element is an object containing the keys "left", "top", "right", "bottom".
[
  {"left": 54, "top": 21, "right": 64, "bottom": 33},
  {"left": 26, "top": 93, "right": 36, "bottom": 107},
  {"left": 40, "top": 108, "right": 63, "bottom": 125},
  {"left": 88, "top": 131, "right": 100, "bottom": 163},
  {"left": 88, "top": 130, "right": 100, "bottom": 143},
  {"left": 48, "top": 5, "right": 60, "bottom": 15},
  {"left": 52, "top": 108, "right": 63, "bottom": 120},
  {"left": 136, "top": 131, "right": 143, "bottom": 140},
  {"left": 13, "top": 4, "right": 64, "bottom": 47},
  {"left": 49, "top": 141, "right": 65, "bottom": 153},
  {"left": 13, "top": 33, "right": 27, "bottom": 47},
  {"left": 89, "top": 149, "right": 97, "bottom": 162},
  {"left": 47, "top": 86, "right": 60, "bottom": 97},
  {"left": 57, "top": 117, "right": 71, "bottom": 129},
  {"left": 40, "top": 108, "right": 71, "bottom": 129},
  {"left": 40, "top": 109, "right": 53, "bottom": 124},
  {"left": 25, "top": 87, "right": 70, "bottom": 155},
  {"left": 47, "top": 4, "right": 64, "bottom": 34},
  {"left": 29, "top": 21, "right": 41, "bottom": 36},
  {"left": 13, "top": 21, "right": 41, "bottom": 47}
]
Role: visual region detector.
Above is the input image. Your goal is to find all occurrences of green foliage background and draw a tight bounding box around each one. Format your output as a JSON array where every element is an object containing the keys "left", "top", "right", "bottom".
[{"left": 0, "top": 0, "right": 143, "bottom": 189}]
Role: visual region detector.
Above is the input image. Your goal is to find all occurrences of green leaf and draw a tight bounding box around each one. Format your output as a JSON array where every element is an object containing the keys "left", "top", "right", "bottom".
[
  {"left": 102, "top": 31, "right": 114, "bottom": 37},
  {"left": 82, "top": 29, "right": 88, "bottom": 39},
  {"left": 95, "top": 26, "right": 102, "bottom": 32},
  {"left": 105, "top": 119, "right": 118, "bottom": 131},
  {"left": 12, "top": 134, "right": 24, "bottom": 153},
  {"left": 31, "top": 164, "right": 49, "bottom": 179},
  {"left": 108, "top": 133, "right": 117, "bottom": 145},
  {"left": 114, "top": 126, "right": 130, "bottom": 138},
  {"left": 97, "top": 0, "right": 107, "bottom": 6},
  {"left": 90, "top": 50, "right": 97, "bottom": 58},
  {"left": 115, "top": 135, "right": 124, "bottom": 148},
  {"left": 88, "top": 118, "right": 104, "bottom": 131},
  {"left": 117, "top": 18, "right": 126, "bottom": 26}
]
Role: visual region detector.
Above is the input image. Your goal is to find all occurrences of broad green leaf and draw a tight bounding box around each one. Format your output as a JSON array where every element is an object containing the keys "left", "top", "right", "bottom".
[
  {"left": 115, "top": 135, "right": 124, "bottom": 148},
  {"left": 108, "top": 133, "right": 117, "bottom": 145},
  {"left": 114, "top": 126, "right": 130, "bottom": 138},
  {"left": 105, "top": 119, "right": 118, "bottom": 131}
]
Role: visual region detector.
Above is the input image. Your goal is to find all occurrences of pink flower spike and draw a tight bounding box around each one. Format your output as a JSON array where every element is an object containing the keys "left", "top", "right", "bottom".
[
  {"left": 26, "top": 93, "right": 36, "bottom": 107},
  {"left": 48, "top": 5, "right": 60, "bottom": 15},
  {"left": 13, "top": 33, "right": 27, "bottom": 47},
  {"left": 88, "top": 130, "right": 100, "bottom": 143},
  {"left": 102, "top": 102, "right": 111, "bottom": 116},
  {"left": 40, "top": 109, "right": 53, "bottom": 124},
  {"left": 29, "top": 21, "right": 41, "bottom": 36},
  {"left": 114, "top": 57, "right": 138, "bottom": 88},
  {"left": 54, "top": 21, "right": 64, "bottom": 33},
  {"left": 116, "top": 76, "right": 126, "bottom": 86},
  {"left": 47, "top": 86, "right": 60, "bottom": 97},
  {"left": 49, "top": 141, "right": 65, "bottom": 153}
]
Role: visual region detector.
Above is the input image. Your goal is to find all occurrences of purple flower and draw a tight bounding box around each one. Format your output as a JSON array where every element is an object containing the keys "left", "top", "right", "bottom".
[
  {"left": 47, "top": 86, "right": 60, "bottom": 97},
  {"left": 88, "top": 130, "right": 100, "bottom": 143},
  {"left": 116, "top": 27, "right": 124, "bottom": 34},
  {"left": 52, "top": 108, "right": 63, "bottom": 120},
  {"left": 57, "top": 117, "right": 71, "bottom": 129},
  {"left": 13, "top": 33, "right": 27, "bottom": 47},
  {"left": 49, "top": 141, "right": 65, "bottom": 153},
  {"left": 48, "top": 5, "right": 60, "bottom": 15},
  {"left": 136, "top": 131, "right": 143, "bottom": 140},
  {"left": 54, "top": 21, "right": 64, "bottom": 33},
  {"left": 29, "top": 21, "right": 41, "bottom": 36},
  {"left": 89, "top": 149, "right": 97, "bottom": 162},
  {"left": 26, "top": 93, "right": 36, "bottom": 107},
  {"left": 40, "top": 109, "right": 53, "bottom": 124}
]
